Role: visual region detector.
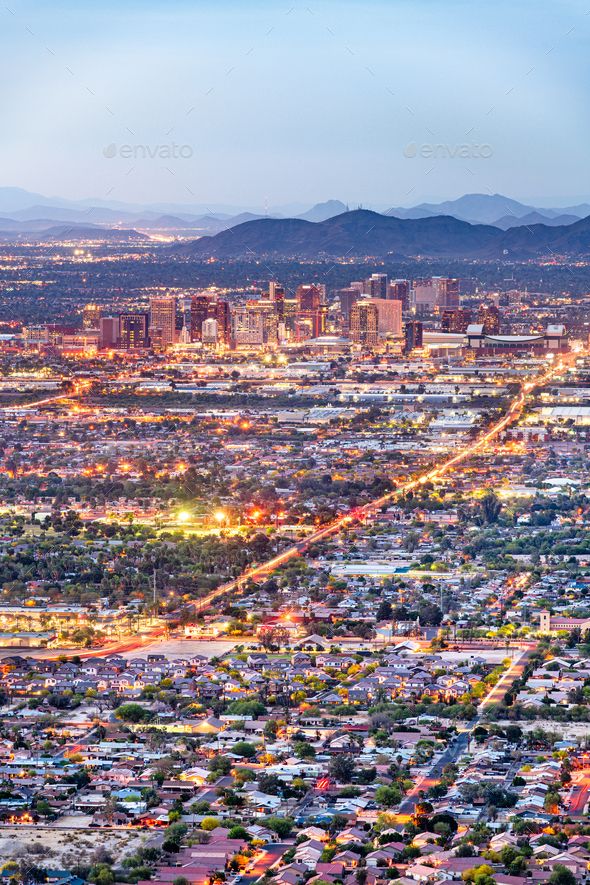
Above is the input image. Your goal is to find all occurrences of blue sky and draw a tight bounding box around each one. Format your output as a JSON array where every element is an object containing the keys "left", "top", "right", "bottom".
[{"left": 1, "top": 0, "right": 588, "bottom": 208}]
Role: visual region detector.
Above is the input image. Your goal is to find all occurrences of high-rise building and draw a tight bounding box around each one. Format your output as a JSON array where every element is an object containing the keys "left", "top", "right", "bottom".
[
  {"left": 478, "top": 303, "right": 501, "bottom": 335},
  {"left": 190, "top": 294, "right": 210, "bottom": 342},
  {"left": 179, "top": 295, "right": 193, "bottom": 339},
  {"left": 336, "top": 287, "right": 361, "bottom": 330},
  {"left": 82, "top": 303, "right": 101, "bottom": 330},
  {"left": 190, "top": 294, "right": 231, "bottom": 345},
  {"left": 269, "top": 281, "right": 286, "bottom": 320},
  {"left": 120, "top": 313, "right": 149, "bottom": 349},
  {"left": 365, "top": 273, "right": 388, "bottom": 298},
  {"left": 215, "top": 300, "right": 231, "bottom": 345},
  {"left": 370, "top": 298, "right": 402, "bottom": 336},
  {"left": 231, "top": 305, "right": 264, "bottom": 348},
  {"left": 296, "top": 283, "right": 321, "bottom": 311},
  {"left": 295, "top": 284, "right": 325, "bottom": 340},
  {"left": 202, "top": 318, "right": 218, "bottom": 345},
  {"left": 99, "top": 316, "right": 120, "bottom": 349},
  {"left": 388, "top": 279, "right": 410, "bottom": 309},
  {"left": 350, "top": 300, "right": 379, "bottom": 346},
  {"left": 149, "top": 295, "right": 177, "bottom": 348},
  {"left": 404, "top": 320, "right": 423, "bottom": 353},
  {"left": 432, "top": 277, "right": 460, "bottom": 310},
  {"left": 413, "top": 279, "right": 436, "bottom": 313},
  {"left": 441, "top": 308, "right": 473, "bottom": 333}
]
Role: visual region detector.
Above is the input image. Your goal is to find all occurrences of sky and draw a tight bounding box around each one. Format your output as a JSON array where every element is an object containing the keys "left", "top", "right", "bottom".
[{"left": 1, "top": 0, "right": 588, "bottom": 209}]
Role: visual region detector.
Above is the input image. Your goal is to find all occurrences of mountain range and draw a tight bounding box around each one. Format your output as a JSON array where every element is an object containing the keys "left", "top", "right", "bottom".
[
  {"left": 0, "top": 188, "right": 590, "bottom": 256},
  {"left": 170, "top": 209, "right": 590, "bottom": 260}
]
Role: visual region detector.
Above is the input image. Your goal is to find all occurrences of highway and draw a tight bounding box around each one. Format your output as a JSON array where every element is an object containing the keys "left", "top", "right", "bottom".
[
  {"left": 191, "top": 356, "right": 571, "bottom": 615},
  {"left": 0, "top": 379, "right": 93, "bottom": 412},
  {"left": 52, "top": 355, "right": 569, "bottom": 661}
]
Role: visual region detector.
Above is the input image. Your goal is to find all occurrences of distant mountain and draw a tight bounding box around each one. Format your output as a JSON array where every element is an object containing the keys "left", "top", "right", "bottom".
[
  {"left": 135, "top": 214, "right": 196, "bottom": 230},
  {"left": 496, "top": 215, "right": 590, "bottom": 257},
  {"left": 387, "top": 206, "right": 437, "bottom": 220},
  {"left": 413, "top": 193, "right": 541, "bottom": 224},
  {"left": 171, "top": 210, "right": 500, "bottom": 259},
  {"left": 493, "top": 211, "right": 581, "bottom": 231},
  {"left": 389, "top": 193, "right": 590, "bottom": 226},
  {"left": 0, "top": 222, "right": 149, "bottom": 242},
  {"left": 297, "top": 200, "right": 348, "bottom": 222},
  {"left": 170, "top": 208, "right": 590, "bottom": 260},
  {"left": 30, "top": 224, "right": 148, "bottom": 242},
  {"left": 0, "top": 187, "right": 73, "bottom": 213},
  {"left": 1, "top": 187, "right": 590, "bottom": 245},
  {"left": 7, "top": 204, "right": 131, "bottom": 224}
]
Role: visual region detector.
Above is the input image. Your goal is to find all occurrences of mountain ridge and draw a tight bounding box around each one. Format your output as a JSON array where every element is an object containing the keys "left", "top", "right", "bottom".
[{"left": 170, "top": 208, "right": 590, "bottom": 260}]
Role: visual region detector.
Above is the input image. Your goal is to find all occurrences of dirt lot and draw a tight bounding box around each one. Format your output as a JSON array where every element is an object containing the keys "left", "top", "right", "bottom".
[
  {"left": 496, "top": 718, "right": 590, "bottom": 741},
  {"left": 0, "top": 825, "right": 152, "bottom": 866}
]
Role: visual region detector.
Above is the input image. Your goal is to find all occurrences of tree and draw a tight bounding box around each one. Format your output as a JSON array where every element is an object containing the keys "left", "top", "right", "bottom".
[
  {"left": 227, "top": 699, "right": 267, "bottom": 717},
  {"left": 228, "top": 826, "right": 249, "bottom": 840},
  {"left": 258, "top": 774, "right": 286, "bottom": 796},
  {"left": 263, "top": 816, "right": 293, "bottom": 838},
  {"left": 462, "top": 865, "right": 496, "bottom": 885},
  {"left": 258, "top": 625, "right": 289, "bottom": 651},
  {"left": 328, "top": 754, "right": 355, "bottom": 784},
  {"left": 35, "top": 798, "right": 52, "bottom": 817},
  {"left": 232, "top": 741, "right": 258, "bottom": 758},
  {"left": 476, "top": 492, "right": 502, "bottom": 525},
  {"left": 376, "top": 600, "right": 393, "bottom": 621},
  {"left": 89, "top": 865, "right": 115, "bottom": 885},
  {"left": 294, "top": 740, "right": 316, "bottom": 759},
  {"left": 549, "top": 866, "right": 576, "bottom": 885},
  {"left": 114, "top": 702, "right": 151, "bottom": 723},
  {"left": 375, "top": 785, "right": 402, "bottom": 807},
  {"left": 417, "top": 603, "right": 443, "bottom": 626}
]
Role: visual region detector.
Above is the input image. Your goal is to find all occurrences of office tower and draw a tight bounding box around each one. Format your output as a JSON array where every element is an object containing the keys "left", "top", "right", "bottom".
[
  {"left": 248, "top": 299, "right": 280, "bottom": 347},
  {"left": 149, "top": 295, "right": 177, "bottom": 347},
  {"left": 216, "top": 300, "right": 231, "bottom": 345},
  {"left": 190, "top": 294, "right": 210, "bottom": 342},
  {"left": 188, "top": 294, "right": 231, "bottom": 345},
  {"left": 296, "top": 283, "right": 321, "bottom": 311},
  {"left": 99, "top": 316, "right": 120, "bottom": 348},
  {"left": 365, "top": 273, "right": 388, "bottom": 298},
  {"left": 120, "top": 313, "right": 149, "bottom": 349},
  {"left": 179, "top": 324, "right": 192, "bottom": 345},
  {"left": 336, "top": 287, "right": 361, "bottom": 330},
  {"left": 82, "top": 303, "right": 101, "bottom": 330},
  {"left": 404, "top": 320, "right": 423, "bottom": 353},
  {"left": 441, "top": 308, "right": 473, "bottom": 333},
  {"left": 413, "top": 279, "right": 436, "bottom": 312},
  {"left": 388, "top": 279, "right": 410, "bottom": 309},
  {"left": 202, "top": 317, "right": 218, "bottom": 344},
  {"left": 295, "top": 284, "right": 325, "bottom": 340},
  {"left": 231, "top": 305, "right": 264, "bottom": 347},
  {"left": 432, "top": 277, "right": 460, "bottom": 310},
  {"left": 178, "top": 295, "right": 192, "bottom": 339},
  {"left": 371, "top": 298, "right": 402, "bottom": 336},
  {"left": 478, "top": 303, "right": 501, "bottom": 335},
  {"left": 350, "top": 300, "right": 379, "bottom": 346},
  {"left": 269, "top": 281, "right": 285, "bottom": 320}
]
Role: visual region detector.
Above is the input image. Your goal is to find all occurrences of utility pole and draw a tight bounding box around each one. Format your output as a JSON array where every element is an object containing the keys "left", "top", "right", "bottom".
[{"left": 153, "top": 568, "right": 158, "bottom": 622}]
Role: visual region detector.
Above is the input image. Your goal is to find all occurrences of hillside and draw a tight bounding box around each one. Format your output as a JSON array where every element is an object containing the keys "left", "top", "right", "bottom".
[{"left": 170, "top": 209, "right": 590, "bottom": 260}]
